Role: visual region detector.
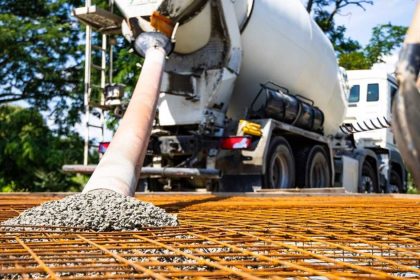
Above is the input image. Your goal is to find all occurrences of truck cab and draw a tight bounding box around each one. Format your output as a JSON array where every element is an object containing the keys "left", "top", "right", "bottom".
[
  {"left": 346, "top": 70, "right": 398, "bottom": 149},
  {"left": 344, "top": 70, "right": 406, "bottom": 193}
]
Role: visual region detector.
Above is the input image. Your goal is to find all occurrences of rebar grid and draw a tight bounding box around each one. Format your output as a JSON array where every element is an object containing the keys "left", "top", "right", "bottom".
[{"left": 0, "top": 194, "right": 419, "bottom": 279}]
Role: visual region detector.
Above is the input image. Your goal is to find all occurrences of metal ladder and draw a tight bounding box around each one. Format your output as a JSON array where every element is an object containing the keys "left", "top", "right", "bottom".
[{"left": 74, "top": 0, "right": 122, "bottom": 165}]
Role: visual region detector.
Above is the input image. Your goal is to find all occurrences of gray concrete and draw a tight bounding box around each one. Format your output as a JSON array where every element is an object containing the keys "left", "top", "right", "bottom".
[{"left": 2, "top": 190, "right": 178, "bottom": 231}]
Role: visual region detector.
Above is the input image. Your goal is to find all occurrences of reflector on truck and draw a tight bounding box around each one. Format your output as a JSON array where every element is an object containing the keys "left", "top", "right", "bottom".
[
  {"left": 98, "top": 142, "right": 110, "bottom": 154},
  {"left": 220, "top": 137, "right": 252, "bottom": 150}
]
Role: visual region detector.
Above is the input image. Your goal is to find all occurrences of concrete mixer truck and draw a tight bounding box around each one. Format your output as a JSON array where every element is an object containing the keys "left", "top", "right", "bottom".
[{"left": 69, "top": 0, "right": 408, "bottom": 194}]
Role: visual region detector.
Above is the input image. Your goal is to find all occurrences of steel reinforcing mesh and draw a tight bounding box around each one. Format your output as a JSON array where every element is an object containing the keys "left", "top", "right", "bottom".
[{"left": 1, "top": 194, "right": 419, "bottom": 279}]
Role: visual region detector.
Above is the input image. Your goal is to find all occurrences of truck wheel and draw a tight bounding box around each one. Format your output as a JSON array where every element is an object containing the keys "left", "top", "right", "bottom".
[
  {"left": 359, "top": 161, "right": 378, "bottom": 193},
  {"left": 296, "top": 145, "right": 331, "bottom": 188},
  {"left": 389, "top": 170, "right": 405, "bottom": 193},
  {"left": 264, "top": 137, "right": 295, "bottom": 188}
]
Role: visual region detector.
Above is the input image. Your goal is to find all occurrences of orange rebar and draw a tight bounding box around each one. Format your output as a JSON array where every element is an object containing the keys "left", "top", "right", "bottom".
[{"left": 1, "top": 194, "right": 419, "bottom": 279}]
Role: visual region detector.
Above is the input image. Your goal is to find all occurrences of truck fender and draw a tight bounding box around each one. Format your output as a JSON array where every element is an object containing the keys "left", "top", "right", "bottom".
[
  {"left": 216, "top": 119, "right": 274, "bottom": 175},
  {"left": 241, "top": 119, "right": 275, "bottom": 174}
]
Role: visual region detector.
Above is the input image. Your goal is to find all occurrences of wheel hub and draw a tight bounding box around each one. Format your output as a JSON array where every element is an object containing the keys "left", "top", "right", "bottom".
[
  {"left": 270, "top": 154, "right": 290, "bottom": 188},
  {"left": 309, "top": 152, "right": 329, "bottom": 188},
  {"left": 361, "top": 176, "right": 374, "bottom": 193}
]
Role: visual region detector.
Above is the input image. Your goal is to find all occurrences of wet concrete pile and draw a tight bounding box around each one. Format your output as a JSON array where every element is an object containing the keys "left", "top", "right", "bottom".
[{"left": 2, "top": 190, "right": 178, "bottom": 231}]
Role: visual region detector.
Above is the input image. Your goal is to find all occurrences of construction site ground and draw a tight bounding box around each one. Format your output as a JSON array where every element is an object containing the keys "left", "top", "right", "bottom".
[{"left": 1, "top": 192, "right": 419, "bottom": 279}]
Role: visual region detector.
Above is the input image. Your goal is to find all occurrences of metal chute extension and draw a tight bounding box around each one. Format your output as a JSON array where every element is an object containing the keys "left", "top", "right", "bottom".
[{"left": 83, "top": 31, "right": 172, "bottom": 196}]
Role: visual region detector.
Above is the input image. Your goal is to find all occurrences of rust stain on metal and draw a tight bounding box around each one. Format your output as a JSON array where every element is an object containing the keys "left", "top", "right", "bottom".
[{"left": 0, "top": 194, "right": 419, "bottom": 279}]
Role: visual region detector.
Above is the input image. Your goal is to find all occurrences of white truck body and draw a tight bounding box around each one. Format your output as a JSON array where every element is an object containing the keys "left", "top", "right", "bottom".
[
  {"left": 345, "top": 70, "right": 398, "bottom": 149},
  {"left": 229, "top": 0, "right": 347, "bottom": 136}
]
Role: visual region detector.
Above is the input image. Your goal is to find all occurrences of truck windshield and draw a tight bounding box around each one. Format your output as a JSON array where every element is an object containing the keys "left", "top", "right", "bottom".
[
  {"left": 349, "top": 85, "right": 360, "bottom": 103},
  {"left": 367, "top": 83, "right": 379, "bottom": 102}
]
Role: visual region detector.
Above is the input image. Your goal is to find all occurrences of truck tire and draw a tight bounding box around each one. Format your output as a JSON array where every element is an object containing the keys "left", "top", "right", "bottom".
[
  {"left": 389, "top": 170, "right": 405, "bottom": 193},
  {"left": 296, "top": 145, "right": 331, "bottom": 188},
  {"left": 263, "top": 137, "right": 295, "bottom": 188},
  {"left": 359, "top": 161, "right": 378, "bottom": 193}
]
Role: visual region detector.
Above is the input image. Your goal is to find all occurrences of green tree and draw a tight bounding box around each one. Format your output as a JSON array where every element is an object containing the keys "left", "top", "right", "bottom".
[
  {"left": 0, "top": 0, "right": 84, "bottom": 133},
  {"left": 407, "top": 172, "right": 418, "bottom": 194},
  {"left": 364, "top": 24, "right": 407, "bottom": 65},
  {"left": 305, "top": 0, "right": 407, "bottom": 70},
  {"left": 306, "top": 0, "right": 372, "bottom": 59},
  {"left": 339, "top": 24, "right": 407, "bottom": 69},
  {"left": 0, "top": 105, "right": 88, "bottom": 192},
  {"left": 338, "top": 51, "right": 371, "bottom": 70},
  {"left": 0, "top": 0, "right": 140, "bottom": 132}
]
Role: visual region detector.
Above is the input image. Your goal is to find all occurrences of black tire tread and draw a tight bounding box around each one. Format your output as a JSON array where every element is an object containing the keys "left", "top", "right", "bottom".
[
  {"left": 390, "top": 169, "right": 405, "bottom": 193},
  {"left": 295, "top": 146, "right": 312, "bottom": 187},
  {"left": 295, "top": 145, "right": 330, "bottom": 188},
  {"left": 359, "top": 161, "right": 378, "bottom": 193},
  {"left": 263, "top": 136, "right": 295, "bottom": 188}
]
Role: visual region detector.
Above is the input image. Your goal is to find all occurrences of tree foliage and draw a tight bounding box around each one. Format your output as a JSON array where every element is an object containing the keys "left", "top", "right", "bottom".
[
  {"left": 0, "top": 105, "right": 88, "bottom": 192},
  {"left": 0, "top": 0, "right": 84, "bottom": 133},
  {"left": 0, "top": 0, "right": 140, "bottom": 128},
  {"left": 305, "top": 0, "right": 407, "bottom": 69},
  {"left": 339, "top": 24, "right": 407, "bottom": 69},
  {"left": 0, "top": 0, "right": 140, "bottom": 192},
  {"left": 364, "top": 24, "right": 407, "bottom": 65},
  {"left": 307, "top": 0, "right": 373, "bottom": 36}
]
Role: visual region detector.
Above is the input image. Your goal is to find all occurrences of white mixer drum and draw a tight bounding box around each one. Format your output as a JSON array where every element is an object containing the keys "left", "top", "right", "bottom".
[{"left": 229, "top": 0, "right": 347, "bottom": 136}]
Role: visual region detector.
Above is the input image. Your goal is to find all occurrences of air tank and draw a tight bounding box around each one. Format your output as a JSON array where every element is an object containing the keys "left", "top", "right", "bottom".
[{"left": 115, "top": 0, "right": 348, "bottom": 136}]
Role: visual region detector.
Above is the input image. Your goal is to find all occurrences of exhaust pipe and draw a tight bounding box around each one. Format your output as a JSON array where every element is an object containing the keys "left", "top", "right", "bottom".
[{"left": 83, "top": 32, "right": 172, "bottom": 196}]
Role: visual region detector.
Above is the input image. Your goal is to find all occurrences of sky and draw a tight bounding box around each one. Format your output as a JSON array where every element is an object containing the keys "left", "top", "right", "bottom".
[
  {"left": 333, "top": 0, "right": 417, "bottom": 46},
  {"left": 308, "top": 0, "right": 418, "bottom": 72}
]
